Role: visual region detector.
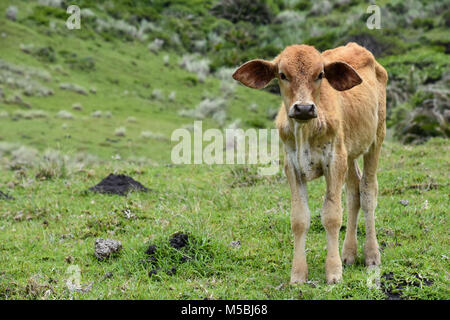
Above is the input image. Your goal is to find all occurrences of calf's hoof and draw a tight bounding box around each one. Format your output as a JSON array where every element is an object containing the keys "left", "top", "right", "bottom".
[
  {"left": 326, "top": 258, "right": 342, "bottom": 284},
  {"left": 342, "top": 245, "right": 357, "bottom": 265},
  {"left": 290, "top": 272, "right": 307, "bottom": 285},
  {"left": 326, "top": 272, "right": 342, "bottom": 284},
  {"left": 364, "top": 247, "right": 381, "bottom": 267}
]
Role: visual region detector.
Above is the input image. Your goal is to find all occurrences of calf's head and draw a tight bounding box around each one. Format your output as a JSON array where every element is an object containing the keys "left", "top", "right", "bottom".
[{"left": 233, "top": 44, "right": 362, "bottom": 122}]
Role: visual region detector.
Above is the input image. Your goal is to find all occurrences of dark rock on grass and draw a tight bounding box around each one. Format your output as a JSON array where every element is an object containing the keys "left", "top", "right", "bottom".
[
  {"left": 170, "top": 232, "right": 189, "bottom": 249},
  {"left": 94, "top": 238, "right": 122, "bottom": 261},
  {"left": 0, "top": 190, "right": 14, "bottom": 200},
  {"left": 89, "top": 174, "right": 150, "bottom": 196}
]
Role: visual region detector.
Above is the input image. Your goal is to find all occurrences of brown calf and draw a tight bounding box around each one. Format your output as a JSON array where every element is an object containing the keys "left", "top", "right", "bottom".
[{"left": 233, "top": 42, "right": 388, "bottom": 284}]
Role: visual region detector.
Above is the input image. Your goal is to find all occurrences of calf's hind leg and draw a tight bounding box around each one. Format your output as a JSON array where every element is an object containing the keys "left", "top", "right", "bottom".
[{"left": 342, "top": 159, "right": 362, "bottom": 265}]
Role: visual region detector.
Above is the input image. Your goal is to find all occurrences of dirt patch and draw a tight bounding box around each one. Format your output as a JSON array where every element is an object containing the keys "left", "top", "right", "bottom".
[
  {"left": 89, "top": 174, "right": 150, "bottom": 196},
  {"left": 0, "top": 191, "right": 14, "bottom": 200},
  {"left": 381, "top": 182, "right": 441, "bottom": 195},
  {"left": 381, "top": 272, "right": 433, "bottom": 300}
]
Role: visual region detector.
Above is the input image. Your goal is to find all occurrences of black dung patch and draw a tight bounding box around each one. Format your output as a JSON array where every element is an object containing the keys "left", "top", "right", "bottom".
[
  {"left": 381, "top": 272, "right": 433, "bottom": 300},
  {"left": 169, "top": 232, "right": 189, "bottom": 249},
  {"left": 166, "top": 267, "right": 177, "bottom": 276},
  {"left": 0, "top": 190, "right": 14, "bottom": 200},
  {"left": 148, "top": 268, "right": 159, "bottom": 277},
  {"left": 145, "top": 244, "right": 157, "bottom": 256},
  {"left": 89, "top": 174, "right": 150, "bottom": 196},
  {"left": 144, "top": 232, "right": 195, "bottom": 278}
]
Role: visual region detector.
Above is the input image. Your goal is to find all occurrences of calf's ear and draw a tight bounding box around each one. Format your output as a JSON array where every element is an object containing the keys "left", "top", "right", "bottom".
[
  {"left": 233, "top": 59, "right": 277, "bottom": 89},
  {"left": 324, "top": 61, "right": 362, "bottom": 91}
]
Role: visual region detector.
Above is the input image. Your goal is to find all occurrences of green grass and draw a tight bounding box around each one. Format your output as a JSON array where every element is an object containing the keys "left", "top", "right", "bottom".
[
  {"left": 0, "top": 139, "right": 448, "bottom": 299},
  {"left": 0, "top": 0, "right": 449, "bottom": 300}
]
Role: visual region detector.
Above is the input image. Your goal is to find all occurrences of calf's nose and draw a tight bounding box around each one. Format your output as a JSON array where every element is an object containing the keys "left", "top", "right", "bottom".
[{"left": 288, "top": 103, "right": 317, "bottom": 120}]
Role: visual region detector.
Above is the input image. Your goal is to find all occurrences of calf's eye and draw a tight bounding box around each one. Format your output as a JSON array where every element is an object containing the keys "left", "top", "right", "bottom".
[
  {"left": 279, "top": 73, "right": 287, "bottom": 81},
  {"left": 316, "top": 71, "right": 324, "bottom": 81}
]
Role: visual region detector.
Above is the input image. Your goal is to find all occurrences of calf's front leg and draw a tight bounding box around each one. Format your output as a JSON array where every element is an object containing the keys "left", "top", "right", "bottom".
[
  {"left": 322, "top": 155, "right": 347, "bottom": 284},
  {"left": 284, "top": 157, "right": 310, "bottom": 284}
]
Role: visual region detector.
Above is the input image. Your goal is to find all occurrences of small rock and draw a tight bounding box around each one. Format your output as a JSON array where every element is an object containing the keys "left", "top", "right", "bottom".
[
  {"left": 399, "top": 200, "right": 409, "bottom": 206},
  {"left": 94, "top": 238, "right": 122, "bottom": 261},
  {"left": 230, "top": 240, "right": 241, "bottom": 248},
  {"left": 14, "top": 212, "right": 23, "bottom": 221}
]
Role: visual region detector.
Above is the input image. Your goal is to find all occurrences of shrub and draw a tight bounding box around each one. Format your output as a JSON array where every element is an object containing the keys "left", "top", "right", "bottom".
[
  {"left": 151, "top": 89, "right": 164, "bottom": 101},
  {"left": 34, "top": 46, "right": 57, "bottom": 63},
  {"left": 36, "top": 149, "right": 68, "bottom": 179},
  {"left": 168, "top": 91, "right": 177, "bottom": 102},
  {"left": 148, "top": 38, "right": 164, "bottom": 53},
  {"left": 114, "top": 127, "right": 126, "bottom": 137},
  {"left": 6, "top": 6, "right": 18, "bottom": 21},
  {"left": 179, "top": 54, "right": 210, "bottom": 81},
  {"left": 274, "top": 10, "right": 305, "bottom": 27},
  {"left": 65, "top": 56, "right": 96, "bottom": 72},
  {"left": 59, "top": 83, "right": 88, "bottom": 95},
  {"left": 163, "top": 55, "right": 170, "bottom": 67},
  {"left": 10, "top": 146, "right": 39, "bottom": 169},
  {"left": 309, "top": 0, "right": 332, "bottom": 16},
  {"left": 91, "top": 111, "right": 102, "bottom": 118},
  {"left": 38, "top": 0, "right": 63, "bottom": 7},
  {"left": 220, "top": 80, "right": 236, "bottom": 96},
  {"left": 211, "top": 0, "right": 277, "bottom": 25},
  {"left": 72, "top": 103, "right": 83, "bottom": 111},
  {"left": 179, "top": 97, "right": 228, "bottom": 126},
  {"left": 215, "top": 67, "right": 235, "bottom": 81},
  {"left": 141, "top": 131, "right": 167, "bottom": 141},
  {"left": 56, "top": 110, "right": 74, "bottom": 120},
  {"left": 12, "top": 110, "right": 48, "bottom": 120}
]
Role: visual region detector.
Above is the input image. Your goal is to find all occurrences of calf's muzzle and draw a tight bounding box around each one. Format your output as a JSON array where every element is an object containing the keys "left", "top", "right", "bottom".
[{"left": 288, "top": 103, "right": 317, "bottom": 121}]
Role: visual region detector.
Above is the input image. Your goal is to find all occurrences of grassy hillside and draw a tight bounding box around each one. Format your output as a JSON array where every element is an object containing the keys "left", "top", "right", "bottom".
[{"left": 0, "top": 0, "right": 449, "bottom": 300}]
